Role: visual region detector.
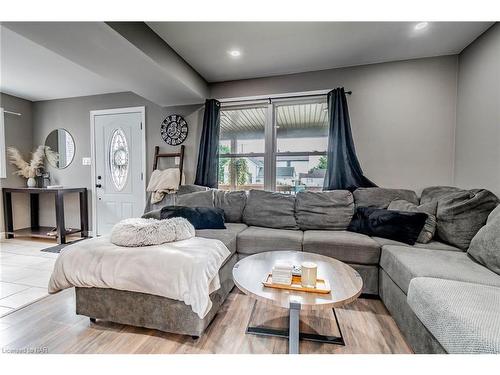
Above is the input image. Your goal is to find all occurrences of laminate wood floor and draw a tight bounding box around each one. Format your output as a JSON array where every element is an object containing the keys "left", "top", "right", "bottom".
[{"left": 0, "top": 288, "right": 412, "bottom": 354}]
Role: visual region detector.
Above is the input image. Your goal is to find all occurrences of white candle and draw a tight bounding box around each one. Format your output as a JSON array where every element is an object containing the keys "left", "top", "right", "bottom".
[{"left": 301, "top": 262, "right": 317, "bottom": 288}]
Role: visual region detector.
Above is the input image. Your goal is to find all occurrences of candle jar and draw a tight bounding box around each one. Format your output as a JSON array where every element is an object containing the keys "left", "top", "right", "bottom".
[{"left": 301, "top": 262, "right": 317, "bottom": 288}]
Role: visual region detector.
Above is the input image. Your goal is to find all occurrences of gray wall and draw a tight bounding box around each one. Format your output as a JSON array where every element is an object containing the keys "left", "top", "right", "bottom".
[
  {"left": 455, "top": 23, "right": 500, "bottom": 196},
  {"left": 32, "top": 92, "right": 203, "bottom": 230},
  {"left": 211, "top": 56, "right": 459, "bottom": 193},
  {"left": 0, "top": 93, "right": 33, "bottom": 231}
]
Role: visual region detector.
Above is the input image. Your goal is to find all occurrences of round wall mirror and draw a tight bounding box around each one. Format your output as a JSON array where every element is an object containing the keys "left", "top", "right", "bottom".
[{"left": 44, "top": 129, "right": 75, "bottom": 169}]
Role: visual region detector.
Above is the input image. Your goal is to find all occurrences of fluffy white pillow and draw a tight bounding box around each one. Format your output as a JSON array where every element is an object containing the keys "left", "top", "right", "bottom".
[{"left": 110, "top": 217, "right": 194, "bottom": 247}]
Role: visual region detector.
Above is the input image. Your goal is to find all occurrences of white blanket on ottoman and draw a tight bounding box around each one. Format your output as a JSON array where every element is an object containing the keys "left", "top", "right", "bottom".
[{"left": 48, "top": 236, "right": 230, "bottom": 318}]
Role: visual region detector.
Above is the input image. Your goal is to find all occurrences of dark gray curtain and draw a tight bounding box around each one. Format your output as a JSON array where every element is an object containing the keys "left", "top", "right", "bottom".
[
  {"left": 323, "top": 87, "right": 376, "bottom": 191},
  {"left": 194, "top": 99, "right": 221, "bottom": 188}
]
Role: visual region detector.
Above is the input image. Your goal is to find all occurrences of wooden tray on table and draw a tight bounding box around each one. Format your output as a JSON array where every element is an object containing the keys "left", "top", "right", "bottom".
[{"left": 262, "top": 274, "right": 331, "bottom": 294}]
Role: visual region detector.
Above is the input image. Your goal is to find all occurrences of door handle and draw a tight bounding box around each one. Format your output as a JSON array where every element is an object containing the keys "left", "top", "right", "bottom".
[{"left": 96, "top": 184, "right": 102, "bottom": 188}]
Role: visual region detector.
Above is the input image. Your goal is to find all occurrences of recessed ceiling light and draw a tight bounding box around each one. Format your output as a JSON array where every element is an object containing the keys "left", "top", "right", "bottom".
[
  {"left": 228, "top": 50, "right": 241, "bottom": 57},
  {"left": 414, "top": 22, "right": 429, "bottom": 31}
]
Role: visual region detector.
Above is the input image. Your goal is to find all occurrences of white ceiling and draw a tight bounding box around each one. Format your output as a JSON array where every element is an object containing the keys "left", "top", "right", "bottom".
[
  {"left": 0, "top": 26, "right": 124, "bottom": 101},
  {"left": 147, "top": 22, "right": 494, "bottom": 82}
]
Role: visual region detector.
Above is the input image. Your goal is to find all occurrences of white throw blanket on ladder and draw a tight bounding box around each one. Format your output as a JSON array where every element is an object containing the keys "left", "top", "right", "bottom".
[{"left": 147, "top": 168, "right": 186, "bottom": 204}]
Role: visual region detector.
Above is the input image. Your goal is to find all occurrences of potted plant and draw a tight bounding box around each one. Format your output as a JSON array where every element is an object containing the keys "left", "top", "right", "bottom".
[{"left": 7, "top": 145, "right": 48, "bottom": 187}]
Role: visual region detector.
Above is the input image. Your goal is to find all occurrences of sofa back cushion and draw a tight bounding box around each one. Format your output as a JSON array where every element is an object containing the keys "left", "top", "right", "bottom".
[
  {"left": 468, "top": 205, "right": 500, "bottom": 276},
  {"left": 421, "top": 187, "right": 499, "bottom": 250},
  {"left": 175, "top": 190, "right": 214, "bottom": 208},
  {"left": 420, "top": 186, "right": 463, "bottom": 205},
  {"left": 295, "top": 190, "right": 354, "bottom": 230},
  {"left": 214, "top": 190, "right": 247, "bottom": 223},
  {"left": 387, "top": 199, "right": 437, "bottom": 244},
  {"left": 177, "top": 184, "right": 209, "bottom": 195},
  {"left": 353, "top": 187, "right": 418, "bottom": 208},
  {"left": 242, "top": 189, "right": 298, "bottom": 230}
]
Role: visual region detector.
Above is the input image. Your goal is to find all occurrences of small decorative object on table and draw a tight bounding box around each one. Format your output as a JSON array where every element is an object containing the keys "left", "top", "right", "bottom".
[
  {"left": 7, "top": 145, "right": 49, "bottom": 187},
  {"left": 264, "top": 260, "right": 329, "bottom": 293},
  {"left": 271, "top": 262, "right": 293, "bottom": 285},
  {"left": 300, "top": 262, "right": 318, "bottom": 288}
]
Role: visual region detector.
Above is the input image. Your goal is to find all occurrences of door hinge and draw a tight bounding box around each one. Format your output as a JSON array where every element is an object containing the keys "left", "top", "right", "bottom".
[
  {"left": 140, "top": 122, "right": 143, "bottom": 130},
  {"left": 141, "top": 172, "right": 144, "bottom": 180}
]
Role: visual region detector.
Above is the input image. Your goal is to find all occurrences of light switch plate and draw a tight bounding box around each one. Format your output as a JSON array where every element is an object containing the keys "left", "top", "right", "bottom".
[{"left": 82, "top": 157, "right": 92, "bottom": 166}]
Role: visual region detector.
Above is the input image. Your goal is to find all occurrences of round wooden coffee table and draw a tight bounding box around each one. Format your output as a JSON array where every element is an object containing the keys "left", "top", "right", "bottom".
[{"left": 233, "top": 251, "right": 363, "bottom": 354}]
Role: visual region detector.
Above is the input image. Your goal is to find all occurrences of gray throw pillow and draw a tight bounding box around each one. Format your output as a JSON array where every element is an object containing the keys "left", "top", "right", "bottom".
[
  {"left": 295, "top": 190, "right": 354, "bottom": 230},
  {"left": 421, "top": 187, "right": 499, "bottom": 250},
  {"left": 214, "top": 190, "right": 247, "bottom": 223},
  {"left": 353, "top": 187, "right": 419, "bottom": 208},
  {"left": 468, "top": 205, "right": 500, "bottom": 275},
  {"left": 175, "top": 190, "right": 214, "bottom": 208},
  {"left": 242, "top": 189, "right": 298, "bottom": 230},
  {"left": 388, "top": 199, "right": 437, "bottom": 243}
]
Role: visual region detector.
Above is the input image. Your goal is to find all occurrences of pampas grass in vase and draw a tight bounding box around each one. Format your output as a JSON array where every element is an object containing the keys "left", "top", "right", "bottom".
[{"left": 7, "top": 145, "right": 47, "bottom": 187}]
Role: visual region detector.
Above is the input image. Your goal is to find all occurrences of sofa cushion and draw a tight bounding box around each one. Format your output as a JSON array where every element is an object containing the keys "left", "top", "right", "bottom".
[
  {"left": 177, "top": 184, "right": 209, "bottom": 195},
  {"left": 353, "top": 187, "right": 418, "bottom": 208},
  {"left": 372, "top": 237, "right": 461, "bottom": 252},
  {"left": 420, "top": 186, "right": 499, "bottom": 250},
  {"left": 380, "top": 245, "right": 500, "bottom": 294},
  {"left": 388, "top": 199, "right": 437, "bottom": 243},
  {"left": 420, "top": 186, "right": 462, "bottom": 204},
  {"left": 237, "top": 226, "right": 303, "bottom": 255},
  {"left": 295, "top": 190, "right": 354, "bottom": 230},
  {"left": 242, "top": 190, "right": 298, "bottom": 230},
  {"left": 407, "top": 277, "right": 500, "bottom": 353},
  {"left": 303, "top": 230, "right": 380, "bottom": 265},
  {"left": 347, "top": 207, "right": 427, "bottom": 245},
  {"left": 468, "top": 205, "right": 500, "bottom": 275},
  {"left": 214, "top": 190, "right": 247, "bottom": 223},
  {"left": 196, "top": 223, "right": 248, "bottom": 259},
  {"left": 175, "top": 190, "right": 214, "bottom": 207}
]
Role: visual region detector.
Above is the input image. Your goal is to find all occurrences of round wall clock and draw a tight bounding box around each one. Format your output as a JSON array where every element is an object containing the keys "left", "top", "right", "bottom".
[{"left": 160, "top": 114, "right": 189, "bottom": 146}]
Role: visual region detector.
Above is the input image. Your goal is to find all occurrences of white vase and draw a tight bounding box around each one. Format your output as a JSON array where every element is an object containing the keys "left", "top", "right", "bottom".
[{"left": 27, "top": 177, "right": 36, "bottom": 188}]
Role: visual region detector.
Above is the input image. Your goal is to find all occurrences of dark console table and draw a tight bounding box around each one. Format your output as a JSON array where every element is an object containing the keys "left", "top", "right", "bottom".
[{"left": 2, "top": 187, "right": 89, "bottom": 244}]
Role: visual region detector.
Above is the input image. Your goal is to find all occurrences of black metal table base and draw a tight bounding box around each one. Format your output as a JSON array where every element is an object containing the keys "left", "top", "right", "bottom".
[{"left": 246, "top": 302, "right": 345, "bottom": 347}]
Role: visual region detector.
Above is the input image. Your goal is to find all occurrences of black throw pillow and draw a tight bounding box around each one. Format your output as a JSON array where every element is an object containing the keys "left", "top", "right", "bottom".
[
  {"left": 160, "top": 206, "right": 226, "bottom": 230},
  {"left": 347, "top": 207, "right": 428, "bottom": 245}
]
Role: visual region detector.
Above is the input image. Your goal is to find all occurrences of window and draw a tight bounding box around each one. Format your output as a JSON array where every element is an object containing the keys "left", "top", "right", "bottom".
[
  {"left": 218, "top": 97, "right": 328, "bottom": 193},
  {"left": 0, "top": 108, "right": 6, "bottom": 179},
  {"left": 219, "top": 106, "right": 266, "bottom": 191}
]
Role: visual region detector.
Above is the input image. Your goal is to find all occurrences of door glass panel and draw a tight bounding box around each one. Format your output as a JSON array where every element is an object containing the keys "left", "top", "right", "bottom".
[
  {"left": 275, "top": 154, "right": 326, "bottom": 194},
  {"left": 276, "top": 101, "right": 328, "bottom": 153},
  {"left": 109, "top": 128, "right": 129, "bottom": 191}
]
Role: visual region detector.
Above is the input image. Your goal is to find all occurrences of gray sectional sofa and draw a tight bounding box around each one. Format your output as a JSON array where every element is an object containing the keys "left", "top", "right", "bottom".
[{"left": 146, "top": 185, "right": 500, "bottom": 353}]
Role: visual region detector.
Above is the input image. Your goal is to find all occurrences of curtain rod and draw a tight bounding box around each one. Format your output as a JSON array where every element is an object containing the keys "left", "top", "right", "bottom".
[
  {"left": 4, "top": 110, "right": 22, "bottom": 116},
  {"left": 219, "top": 90, "right": 352, "bottom": 105}
]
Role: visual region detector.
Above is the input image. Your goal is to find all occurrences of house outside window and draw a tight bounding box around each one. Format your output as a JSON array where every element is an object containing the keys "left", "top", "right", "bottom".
[{"left": 218, "top": 97, "right": 328, "bottom": 193}]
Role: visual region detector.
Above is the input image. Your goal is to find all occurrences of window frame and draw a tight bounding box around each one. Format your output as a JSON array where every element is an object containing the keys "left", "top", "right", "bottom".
[
  {"left": 219, "top": 96, "right": 328, "bottom": 192},
  {"left": 0, "top": 108, "right": 6, "bottom": 179}
]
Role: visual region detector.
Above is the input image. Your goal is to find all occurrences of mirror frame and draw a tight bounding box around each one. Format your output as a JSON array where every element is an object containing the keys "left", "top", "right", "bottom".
[{"left": 44, "top": 128, "right": 76, "bottom": 169}]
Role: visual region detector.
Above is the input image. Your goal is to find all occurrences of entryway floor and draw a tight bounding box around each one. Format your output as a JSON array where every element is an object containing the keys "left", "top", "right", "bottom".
[{"left": 0, "top": 237, "right": 71, "bottom": 317}]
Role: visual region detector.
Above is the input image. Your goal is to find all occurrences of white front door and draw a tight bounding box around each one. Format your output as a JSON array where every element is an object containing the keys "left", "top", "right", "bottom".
[{"left": 92, "top": 108, "right": 145, "bottom": 236}]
